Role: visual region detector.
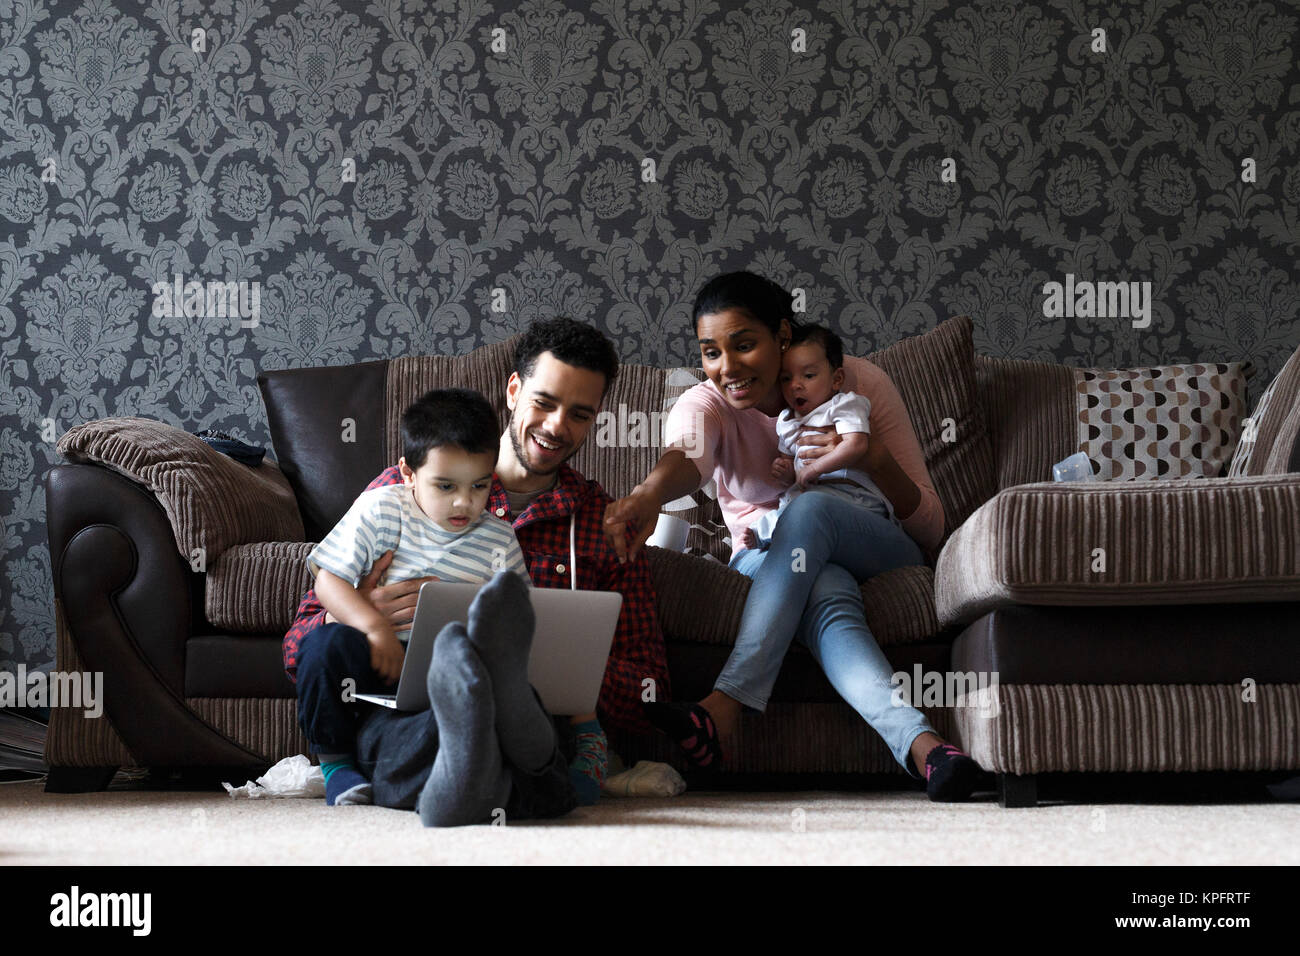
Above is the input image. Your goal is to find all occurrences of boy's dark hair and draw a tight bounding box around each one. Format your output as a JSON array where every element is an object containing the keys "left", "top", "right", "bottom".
[
  {"left": 400, "top": 388, "right": 499, "bottom": 470},
  {"left": 789, "top": 324, "right": 844, "bottom": 370},
  {"left": 513, "top": 317, "right": 619, "bottom": 392},
  {"left": 692, "top": 271, "right": 805, "bottom": 337}
]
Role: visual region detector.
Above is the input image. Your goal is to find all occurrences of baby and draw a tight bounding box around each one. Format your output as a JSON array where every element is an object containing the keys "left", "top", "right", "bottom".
[{"left": 743, "top": 325, "right": 897, "bottom": 551}]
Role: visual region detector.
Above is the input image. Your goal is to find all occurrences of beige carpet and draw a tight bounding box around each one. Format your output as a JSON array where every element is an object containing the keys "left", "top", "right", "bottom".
[{"left": 4, "top": 780, "right": 1298, "bottom": 864}]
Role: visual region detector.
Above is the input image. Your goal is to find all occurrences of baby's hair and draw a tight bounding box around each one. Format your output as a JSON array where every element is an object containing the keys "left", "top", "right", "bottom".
[
  {"left": 400, "top": 388, "right": 499, "bottom": 470},
  {"left": 789, "top": 324, "right": 844, "bottom": 370}
]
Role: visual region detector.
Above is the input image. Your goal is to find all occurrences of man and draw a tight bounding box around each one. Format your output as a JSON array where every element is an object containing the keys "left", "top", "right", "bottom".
[{"left": 284, "top": 318, "right": 670, "bottom": 822}]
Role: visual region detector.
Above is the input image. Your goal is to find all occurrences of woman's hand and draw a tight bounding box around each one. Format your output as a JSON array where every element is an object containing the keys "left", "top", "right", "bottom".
[
  {"left": 796, "top": 426, "right": 843, "bottom": 468},
  {"left": 797, "top": 425, "right": 885, "bottom": 474},
  {"left": 603, "top": 486, "right": 662, "bottom": 564}
]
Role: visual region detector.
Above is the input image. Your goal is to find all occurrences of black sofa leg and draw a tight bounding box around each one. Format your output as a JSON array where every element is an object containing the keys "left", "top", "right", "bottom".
[
  {"left": 998, "top": 773, "right": 1038, "bottom": 808},
  {"left": 45, "top": 766, "right": 118, "bottom": 793}
]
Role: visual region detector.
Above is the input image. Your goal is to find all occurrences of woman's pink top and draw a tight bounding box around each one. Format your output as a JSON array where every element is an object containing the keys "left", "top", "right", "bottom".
[{"left": 664, "top": 356, "right": 945, "bottom": 552}]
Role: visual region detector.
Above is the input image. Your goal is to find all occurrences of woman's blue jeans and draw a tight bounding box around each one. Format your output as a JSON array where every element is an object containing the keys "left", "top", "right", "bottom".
[{"left": 716, "top": 488, "right": 935, "bottom": 779}]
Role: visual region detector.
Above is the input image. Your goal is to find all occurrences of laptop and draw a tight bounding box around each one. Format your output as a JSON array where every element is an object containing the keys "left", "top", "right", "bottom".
[{"left": 354, "top": 580, "right": 622, "bottom": 715}]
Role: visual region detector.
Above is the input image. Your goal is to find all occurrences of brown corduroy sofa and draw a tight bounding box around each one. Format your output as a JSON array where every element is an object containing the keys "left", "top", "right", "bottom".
[{"left": 43, "top": 316, "right": 1300, "bottom": 806}]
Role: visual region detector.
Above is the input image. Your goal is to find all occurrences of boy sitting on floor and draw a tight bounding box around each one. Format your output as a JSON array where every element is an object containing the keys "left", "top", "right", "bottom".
[{"left": 302, "top": 387, "right": 529, "bottom": 806}]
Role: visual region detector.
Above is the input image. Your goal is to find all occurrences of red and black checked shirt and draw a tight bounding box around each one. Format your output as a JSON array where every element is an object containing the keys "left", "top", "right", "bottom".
[{"left": 282, "top": 464, "right": 669, "bottom": 736}]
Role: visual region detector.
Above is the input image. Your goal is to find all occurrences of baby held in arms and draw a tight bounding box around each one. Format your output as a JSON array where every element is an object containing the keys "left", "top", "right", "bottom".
[{"left": 743, "top": 325, "right": 899, "bottom": 552}]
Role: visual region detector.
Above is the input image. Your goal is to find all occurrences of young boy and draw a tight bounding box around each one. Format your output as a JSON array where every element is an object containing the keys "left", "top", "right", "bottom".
[
  {"left": 302, "top": 387, "right": 528, "bottom": 805},
  {"left": 743, "top": 325, "right": 899, "bottom": 552}
]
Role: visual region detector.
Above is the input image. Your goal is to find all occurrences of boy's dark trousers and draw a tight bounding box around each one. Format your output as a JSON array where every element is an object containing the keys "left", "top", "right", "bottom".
[
  {"left": 294, "top": 622, "right": 395, "bottom": 756},
  {"left": 294, "top": 621, "right": 576, "bottom": 820}
]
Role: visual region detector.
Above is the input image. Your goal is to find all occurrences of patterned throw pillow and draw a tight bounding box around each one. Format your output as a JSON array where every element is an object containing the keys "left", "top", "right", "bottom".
[{"left": 1075, "top": 363, "right": 1252, "bottom": 480}]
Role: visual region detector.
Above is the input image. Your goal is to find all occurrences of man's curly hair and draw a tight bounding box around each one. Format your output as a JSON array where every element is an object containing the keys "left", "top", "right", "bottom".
[{"left": 513, "top": 317, "right": 619, "bottom": 393}]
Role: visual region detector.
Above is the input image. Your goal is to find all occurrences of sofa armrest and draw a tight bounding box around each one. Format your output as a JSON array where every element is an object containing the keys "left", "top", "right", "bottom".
[
  {"left": 57, "top": 416, "right": 304, "bottom": 563},
  {"left": 935, "top": 474, "right": 1300, "bottom": 630},
  {"left": 44, "top": 463, "right": 264, "bottom": 766}
]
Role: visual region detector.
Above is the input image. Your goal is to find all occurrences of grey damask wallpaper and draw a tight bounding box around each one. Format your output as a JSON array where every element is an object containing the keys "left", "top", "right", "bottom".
[{"left": 2, "top": 0, "right": 1298, "bottom": 672}]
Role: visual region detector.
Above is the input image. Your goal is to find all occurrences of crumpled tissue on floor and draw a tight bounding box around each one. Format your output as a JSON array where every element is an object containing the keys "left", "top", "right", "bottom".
[{"left": 223, "top": 754, "right": 324, "bottom": 799}]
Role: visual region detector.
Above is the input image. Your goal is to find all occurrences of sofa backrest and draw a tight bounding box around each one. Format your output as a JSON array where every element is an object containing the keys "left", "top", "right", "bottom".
[
  {"left": 259, "top": 359, "right": 392, "bottom": 543},
  {"left": 974, "top": 355, "right": 1077, "bottom": 489},
  {"left": 865, "top": 315, "right": 996, "bottom": 540},
  {"left": 386, "top": 347, "right": 731, "bottom": 560},
  {"left": 260, "top": 339, "right": 731, "bottom": 558},
  {"left": 975, "top": 346, "right": 1299, "bottom": 489}
]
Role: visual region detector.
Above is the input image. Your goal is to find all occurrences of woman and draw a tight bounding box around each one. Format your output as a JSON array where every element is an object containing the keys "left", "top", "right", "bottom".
[{"left": 603, "top": 272, "right": 983, "bottom": 801}]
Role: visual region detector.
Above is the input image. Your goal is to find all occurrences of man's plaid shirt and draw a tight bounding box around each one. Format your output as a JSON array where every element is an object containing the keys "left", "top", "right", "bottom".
[{"left": 282, "top": 464, "right": 669, "bottom": 735}]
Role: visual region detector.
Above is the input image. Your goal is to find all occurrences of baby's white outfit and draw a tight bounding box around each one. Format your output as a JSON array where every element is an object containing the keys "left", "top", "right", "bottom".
[{"left": 748, "top": 391, "right": 898, "bottom": 550}]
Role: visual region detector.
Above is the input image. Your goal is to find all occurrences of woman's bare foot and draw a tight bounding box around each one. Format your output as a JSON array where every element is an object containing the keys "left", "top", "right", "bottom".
[
  {"left": 909, "top": 731, "right": 945, "bottom": 777},
  {"left": 698, "top": 690, "right": 743, "bottom": 753}
]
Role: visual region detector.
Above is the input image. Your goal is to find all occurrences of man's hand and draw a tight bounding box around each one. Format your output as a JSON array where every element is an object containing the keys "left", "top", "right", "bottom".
[
  {"left": 603, "top": 487, "right": 659, "bottom": 564},
  {"left": 325, "top": 550, "right": 435, "bottom": 630},
  {"left": 366, "top": 625, "right": 405, "bottom": 684},
  {"left": 770, "top": 455, "right": 795, "bottom": 483}
]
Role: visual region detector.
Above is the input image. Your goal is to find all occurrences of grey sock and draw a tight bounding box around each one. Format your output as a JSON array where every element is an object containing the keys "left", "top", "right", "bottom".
[
  {"left": 465, "top": 570, "right": 556, "bottom": 771},
  {"left": 417, "top": 622, "right": 512, "bottom": 827}
]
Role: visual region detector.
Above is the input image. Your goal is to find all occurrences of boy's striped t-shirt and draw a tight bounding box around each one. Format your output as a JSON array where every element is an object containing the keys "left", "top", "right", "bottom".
[{"left": 307, "top": 484, "right": 528, "bottom": 640}]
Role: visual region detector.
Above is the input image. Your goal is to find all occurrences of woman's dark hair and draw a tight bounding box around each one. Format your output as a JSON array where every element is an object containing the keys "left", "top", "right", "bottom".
[
  {"left": 513, "top": 316, "right": 619, "bottom": 392},
  {"left": 691, "top": 271, "right": 803, "bottom": 337},
  {"left": 401, "top": 388, "right": 500, "bottom": 470},
  {"left": 789, "top": 324, "right": 844, "bottom": 370}
]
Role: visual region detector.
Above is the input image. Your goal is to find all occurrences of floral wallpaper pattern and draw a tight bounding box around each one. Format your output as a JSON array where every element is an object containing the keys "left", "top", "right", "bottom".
[{"left": 2, "top": 0, "right": 1298, "bottom": 671}]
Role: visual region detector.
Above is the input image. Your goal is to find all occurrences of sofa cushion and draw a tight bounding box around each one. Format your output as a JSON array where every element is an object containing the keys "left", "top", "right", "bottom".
[
  {"left": 935, "top": 475, "right": 1300, "bottom": 629},
  {"left": 866, "top": 315, "right": 996, "bottom": 539},
  {"left": 57, "top": 417, "right": 304, "bottom": 560},
  {"left": 259, "top": 359, "right": 389, "bottom": 543},
  {"left": 1073, "top": 362, "right": 1251, "bottom": 480},
  {"left": 647, "top": 548, "right": 943, "bottom": 647},
  {"left": 975, "top": 355, "right": 1077, "bottom": 489},
  {"left": 1233, "top": 340, "right": 1300, "bottom": 476},
  {"left": 206, "top": 542, "right": 315, "bottom": 633}
]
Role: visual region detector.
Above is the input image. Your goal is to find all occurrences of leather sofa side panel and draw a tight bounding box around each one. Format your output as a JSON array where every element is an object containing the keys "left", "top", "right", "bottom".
[{"left": 45, "top": 464, "right": 264, "bottom": 766}]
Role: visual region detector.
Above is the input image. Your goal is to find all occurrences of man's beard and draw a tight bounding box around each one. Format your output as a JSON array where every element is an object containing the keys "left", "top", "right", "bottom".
[{"left": 508, "top": 407, "right": 570, "bottom": 476}]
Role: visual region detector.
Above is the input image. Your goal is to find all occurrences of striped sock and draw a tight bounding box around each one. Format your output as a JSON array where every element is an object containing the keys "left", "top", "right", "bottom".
[
  {"left": 320, "top": 756, "right": 372, "bottom": 806},
  {"left": 568, "top": 719, "right": 607, "bottom": 806}
]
